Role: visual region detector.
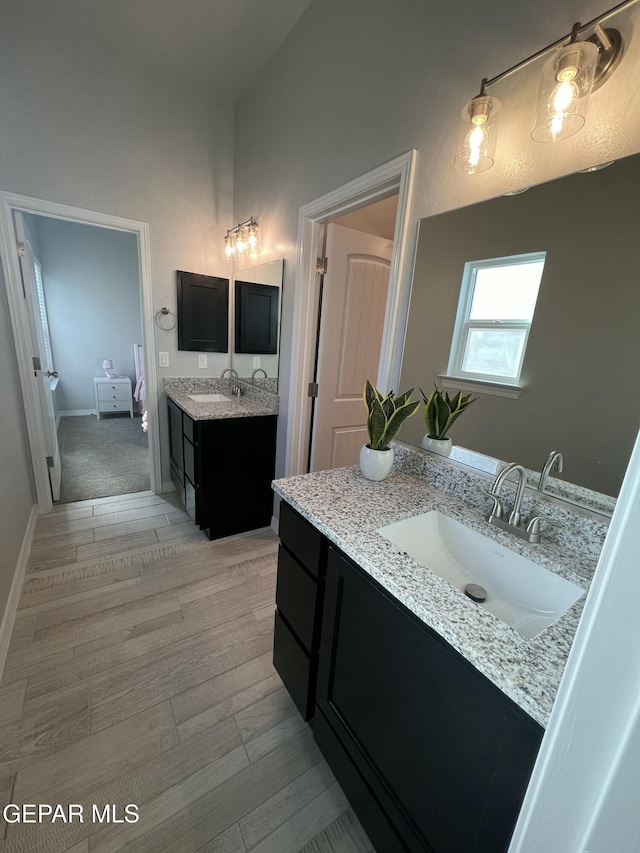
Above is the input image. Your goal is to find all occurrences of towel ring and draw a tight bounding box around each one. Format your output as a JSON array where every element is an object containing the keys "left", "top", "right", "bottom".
[{"left": 155, "top": 307, "right": 176, "bottom": 331}]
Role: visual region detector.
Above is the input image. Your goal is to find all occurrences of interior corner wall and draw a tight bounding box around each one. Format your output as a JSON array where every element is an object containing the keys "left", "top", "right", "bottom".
[
  {"left": 33, "top": 217, "right": 142, "bottom": 413},
  {"left": 0, "top": 263, "right": 35, "bottom": 621},
  {"left": 0, "top": 11, "right": 235, "bottom": 486},
  {"left": 232, "top": 0, "right": 640, "bottom": 480}
]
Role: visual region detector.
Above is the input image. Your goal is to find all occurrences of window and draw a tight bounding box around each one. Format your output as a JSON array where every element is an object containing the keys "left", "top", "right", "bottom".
[{"left": 446, "top": 252, "right": 545, "bottom": 390}]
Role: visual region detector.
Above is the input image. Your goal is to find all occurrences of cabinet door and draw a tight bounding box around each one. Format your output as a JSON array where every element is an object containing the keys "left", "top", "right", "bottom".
[
  {"left": 198, "top": 415, "right": 277, "bottom": 538},
  {"left": 317, "top": 546, "right": 543, "bottom": 853},
  {"left": 177, "top": 270, "right": 229, "bottom": 353}
]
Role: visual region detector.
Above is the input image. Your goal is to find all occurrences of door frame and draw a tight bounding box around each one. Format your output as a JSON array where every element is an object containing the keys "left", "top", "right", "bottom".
[
  {"left": 286, "top": 150, "right": 417, "bottom": 476},
  {"left": 0, "top": 191, "right": 160, "bottom": 512}
]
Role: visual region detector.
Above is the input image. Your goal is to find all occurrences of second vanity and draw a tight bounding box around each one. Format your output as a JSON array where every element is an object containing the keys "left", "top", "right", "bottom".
[
  {"left": 165, "top": 378, "right": 278, "bottom": 539},
  {"left": 272, "top": 445, "right": 606, "bottom": 852}
]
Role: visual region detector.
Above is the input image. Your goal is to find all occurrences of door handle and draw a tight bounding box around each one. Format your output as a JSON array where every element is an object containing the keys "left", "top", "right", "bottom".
[{"left": 46, "top": 370, "right": 59, "bottom": 378}]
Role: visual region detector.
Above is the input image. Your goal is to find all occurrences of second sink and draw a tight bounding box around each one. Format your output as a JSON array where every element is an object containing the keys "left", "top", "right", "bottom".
[
  {"left": 188, "top": 393, "right": 231, "bottom": 403},
  {"left": 376, "top": 510, "right": 584, "bottom": 638}
]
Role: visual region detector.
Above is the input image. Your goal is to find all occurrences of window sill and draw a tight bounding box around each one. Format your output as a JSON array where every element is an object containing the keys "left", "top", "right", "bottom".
[{"left": 438, "top": 374, "right": 524, "bottom": 399}]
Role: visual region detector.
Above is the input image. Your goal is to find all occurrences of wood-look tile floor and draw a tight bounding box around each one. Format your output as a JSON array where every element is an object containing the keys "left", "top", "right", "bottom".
[{"left": 0, "top": 491, "right": 375, "bottom": 853}]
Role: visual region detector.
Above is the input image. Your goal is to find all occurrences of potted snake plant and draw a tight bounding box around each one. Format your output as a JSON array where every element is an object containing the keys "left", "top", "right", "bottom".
[
  {"left": 360, "top": 380, "right": 420, "bottom": 480},
  {"left": 420, "top": 384, "right": 477, "bottom": 456}
]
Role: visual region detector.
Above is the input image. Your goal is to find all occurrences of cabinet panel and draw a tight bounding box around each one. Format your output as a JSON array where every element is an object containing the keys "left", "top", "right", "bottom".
[
  {"left": 177, "top": 270, "right": 229, "bottom": 353},
  {"left": 317, "top": 546, "right": 543, "bottom": 853},
  {"left": 184, "top": 437, "right": 195, "bottom": 486},
  {"left": 167, "top": 399, "right": 184, "bottom": 479}
]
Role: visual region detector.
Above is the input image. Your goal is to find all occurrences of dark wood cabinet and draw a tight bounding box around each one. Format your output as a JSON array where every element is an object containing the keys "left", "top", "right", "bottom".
[
  {"left": 234, "top": 280, "right": 279, "bottom": 354},
  {"left": 273, "top": 501, "right": 327, "bottom": 720},
  {"left": 272, "top": 499, "right": 544, "bottom": 853},
  {"left": 167, "top": 398, "right": 276, "bottom": 539},
  {"left": 177, "top": 270, "right": 229, "bottom": 353},
  {"left": 316, "top": 545, "right": 543, "bottom": 853}
]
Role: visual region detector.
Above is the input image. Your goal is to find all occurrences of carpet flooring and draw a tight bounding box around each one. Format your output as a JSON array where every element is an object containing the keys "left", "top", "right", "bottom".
[{"left": 57, "top": 415, "right": 150, "bottom": 503}]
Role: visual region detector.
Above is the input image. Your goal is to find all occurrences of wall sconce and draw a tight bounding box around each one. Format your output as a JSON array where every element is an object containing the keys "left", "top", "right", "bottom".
[
  {"left": 454, "top": 0, "right": 629, "bottom": 174},
  {"left": 224, "top": 217, "right": 261, "bottom": 260}
]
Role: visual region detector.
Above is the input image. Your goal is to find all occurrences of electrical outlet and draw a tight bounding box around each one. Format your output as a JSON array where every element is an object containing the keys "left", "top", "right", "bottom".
[
  {"left": 198, "top": 354, "right": 207, "bottom": 369},
  {"left": 253, "top": 356, "right": 261, "bottom": 369},
  {"left": 158, "top": 352, "right": 169, "bottom": 367}
]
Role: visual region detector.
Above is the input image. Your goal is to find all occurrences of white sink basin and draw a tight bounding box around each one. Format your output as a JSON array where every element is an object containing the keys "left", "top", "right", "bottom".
[
  {"left": 376, "top": 510, "right": 584, "bottom": 638},
  {"left": 188, "top": 393, "right": 231, "bottom": 403}
]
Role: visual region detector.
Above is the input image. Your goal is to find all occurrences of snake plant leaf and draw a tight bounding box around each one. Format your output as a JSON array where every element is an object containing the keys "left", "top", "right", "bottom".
[
  {"left": 379, "top": 398, "right": 420, "bottom": 449},
  {"left": 368, "top": 396, "right": 389, "bottom": 449},
  {"left": 363, "top": 379, "right": 381, "bottom": 412}
]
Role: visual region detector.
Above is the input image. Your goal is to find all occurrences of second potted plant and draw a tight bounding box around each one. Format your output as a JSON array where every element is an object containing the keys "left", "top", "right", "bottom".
[
  {"left": 420, "top": 384, "right": 477, "bottom": 456},
  {"left": 361, "top": 380, "right": 420, "bottom": 480}
]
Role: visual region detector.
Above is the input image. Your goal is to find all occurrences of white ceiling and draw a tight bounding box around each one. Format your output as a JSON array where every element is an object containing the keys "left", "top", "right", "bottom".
[{"left": 9, "top": 0, "right": 312, "bottom": 104}]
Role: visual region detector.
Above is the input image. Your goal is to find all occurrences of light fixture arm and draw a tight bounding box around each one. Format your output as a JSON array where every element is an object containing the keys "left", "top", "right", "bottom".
[{"left": 479, "top": 0, "right": 637, "bottom": 94}]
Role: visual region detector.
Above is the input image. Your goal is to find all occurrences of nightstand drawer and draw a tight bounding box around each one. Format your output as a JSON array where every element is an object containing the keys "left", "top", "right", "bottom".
[
  {"left": 98, "top": 400, "right": 132, "bottom": 412},
  {"left": 97, "top": 388, "right": 131, "bottom": 401}
]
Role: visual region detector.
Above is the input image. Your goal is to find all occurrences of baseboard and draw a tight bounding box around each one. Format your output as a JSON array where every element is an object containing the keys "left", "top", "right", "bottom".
[
  {"left": 58, "top": 409, "right": 96, "bottom": 417},
  {"left": 271, "top": 515, "right": 279, "bottom": 535},
  {"left": 160, "top": 481, "right": 177, "bottom": 494},
  {"left": 0, "top": 504, "right": 38, "bottom": 679}
]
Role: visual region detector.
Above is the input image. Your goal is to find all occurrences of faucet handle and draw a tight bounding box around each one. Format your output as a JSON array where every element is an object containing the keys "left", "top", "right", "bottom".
[
  {"left": 481, "top": 487, "right": 504, "bottom": 519},
  {"left": 525, "top": 515, "right": 556, "bottom": 543}
]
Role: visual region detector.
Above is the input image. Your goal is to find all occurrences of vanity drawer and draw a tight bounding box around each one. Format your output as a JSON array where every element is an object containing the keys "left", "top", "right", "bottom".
[
  {"left": 276, "top": 545, "right": 318, "bottom": 653},
  {"left": 184, "top": 437, "right": 196, "bottom": 485},
  {"left": 273, "top": 611, "right": 314, "bottom": 721},
  {"left": 183, "top": 414, "right": 195, "bottom": 444},
  {"left": 279, "top": 501, "right": 324, "bottom": 579}
]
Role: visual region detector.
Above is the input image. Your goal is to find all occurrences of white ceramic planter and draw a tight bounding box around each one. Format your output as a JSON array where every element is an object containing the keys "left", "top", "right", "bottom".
[
  {"left": 421, "top": 435, "right": 453, "bottom": 457},
  {"left": 359, "top": 445, "right": 394, "bottom": 481}
]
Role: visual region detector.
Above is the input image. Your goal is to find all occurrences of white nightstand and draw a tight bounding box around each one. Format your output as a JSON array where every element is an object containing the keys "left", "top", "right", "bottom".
[{"left": 93, "top": 377, "right": 134, "bottom": 420}]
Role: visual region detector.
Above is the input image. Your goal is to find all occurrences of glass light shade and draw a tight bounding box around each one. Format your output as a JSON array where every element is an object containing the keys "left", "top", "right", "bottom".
[
  {"left": 235, "top": 227, "right": 247, "bottom": 255},
  {"left": 224, "top": 233, "right": 235, "bottom": 260},
  {"left": 247, "top": 221, "right": 261, "bottom": 254},
  {"left": 454, "top": 94, "right": 501, "bottom": 175},
  {"left": 531, "top": 40, "right": 599, "bottom": 143}
]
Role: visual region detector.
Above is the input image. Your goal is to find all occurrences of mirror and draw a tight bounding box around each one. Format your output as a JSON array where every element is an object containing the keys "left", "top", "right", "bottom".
[
  {"left": 231, "top": 259, "right": 283, "bottom": 393},
  {"left": 399, "top": 152, "right": 640, "bottom": 507}
]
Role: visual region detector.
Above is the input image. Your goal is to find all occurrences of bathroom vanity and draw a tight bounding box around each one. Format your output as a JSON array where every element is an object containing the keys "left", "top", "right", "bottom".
[
  {"left": 272, "top": 447, "right": 605, "bottom": 852},
  {"left": 166, "top": 380, "right": 278, "bottom": 539}
]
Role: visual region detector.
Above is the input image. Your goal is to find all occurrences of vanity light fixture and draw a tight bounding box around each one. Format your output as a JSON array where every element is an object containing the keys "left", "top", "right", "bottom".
[
  {"left": 454, "top": 0, "right": 633, "bottom": 174},
  {"left": 224, "top": 217, "right": 261, "bottom": 260}
]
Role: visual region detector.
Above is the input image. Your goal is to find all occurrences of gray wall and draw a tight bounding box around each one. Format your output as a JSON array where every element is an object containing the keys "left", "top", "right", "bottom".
[
  {"left": 233, "top": 0, "right": 640, "bottom": 480},
  {"left": 0, "top": 266, "right": 35, "bottom": 618},
  {"left": 33, "top": 217, "right": 142, "bottom": 413},
  {"left": 399, "top": 156, "right": 640, "bottom": 497}
]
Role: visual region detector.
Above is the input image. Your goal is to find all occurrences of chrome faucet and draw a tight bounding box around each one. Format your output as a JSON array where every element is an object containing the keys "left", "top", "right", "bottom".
[
  {"left": 220, "top": 367, "right": 239, "bottom": 395},
  {"left": 250, "top": 368, "right": 267, "bottom": 383},
  {"left": 485, "top": 462, "right": 550, "bottom": 543},
  {"left": 538, "top": 450, "right": 563, "bottom": 492}
]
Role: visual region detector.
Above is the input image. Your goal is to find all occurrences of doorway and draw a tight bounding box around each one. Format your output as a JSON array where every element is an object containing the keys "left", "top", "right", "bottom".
[
  {"left": 309, "top": 194, "right": 398, "bottom": 471},
  {"left": 285, "top": 150, "right": 417, "bottom": 477},
  {"left": 0, "top": 191, "right": 161, "bottom": 513}
]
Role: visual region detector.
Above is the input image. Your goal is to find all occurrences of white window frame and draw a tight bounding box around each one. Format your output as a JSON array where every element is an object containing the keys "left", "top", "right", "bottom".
[
  {"left": 443, "top": 252, "right": 546, "bottom": 398},
  {"left": 33, "top": 258, "right": 54, "bottom": 375}
]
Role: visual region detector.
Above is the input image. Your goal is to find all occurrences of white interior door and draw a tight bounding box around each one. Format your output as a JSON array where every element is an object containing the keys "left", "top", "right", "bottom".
[
  {"left": 14, "top": 212, "right": 62, "bottom": 501},
  {"left": 310, "top": 223, "right": 392, "bottom": 471}
]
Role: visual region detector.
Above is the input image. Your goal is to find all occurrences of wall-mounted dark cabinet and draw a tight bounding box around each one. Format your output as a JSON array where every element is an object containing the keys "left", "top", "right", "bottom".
[
  {"left": 273, "top": 501, "right": 544, "bottom": 853},
  {"left": 177, "top": 270, "right": 229, "bottom": 352},
  {"left": 168, "top": 398, "right": 276, "bottom": 539},
  {"left": 234, "top": 280, "right": 279, "bottom": 354}
]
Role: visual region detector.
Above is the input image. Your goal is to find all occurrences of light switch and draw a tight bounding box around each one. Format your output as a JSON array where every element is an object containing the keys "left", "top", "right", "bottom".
[
  {"left": 158, "top": 352, "right": 169, "bottom": 367},
  {"left": 253, "top": 356, "right": 261, "bottom": 369},
  {"left": 198, "top": 354, "right": 207, "bottom": 369}
]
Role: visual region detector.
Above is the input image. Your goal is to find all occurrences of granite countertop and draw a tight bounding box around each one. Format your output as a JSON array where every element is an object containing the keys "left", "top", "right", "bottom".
[
  {"left": 273, "top": 463, "right": 600, "bottom": 728},
  {"left": 164, "top": 378, "right": 278, "bottom": 421}
]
